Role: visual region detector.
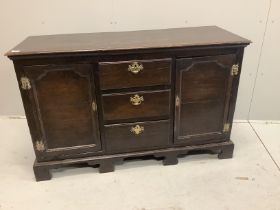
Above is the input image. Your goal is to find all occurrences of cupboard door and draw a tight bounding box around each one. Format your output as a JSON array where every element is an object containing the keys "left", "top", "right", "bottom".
[
  {"left": 22, "top": 64, "right": 101, "bottom": 160},
  {"left": 175, "top": 54, "right": 236, "bottom": 145}
]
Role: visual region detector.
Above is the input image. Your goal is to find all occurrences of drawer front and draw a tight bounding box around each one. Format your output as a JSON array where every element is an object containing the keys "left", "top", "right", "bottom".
[
  {"left": 104, "top": 120, "right": 170, "bottom": 153},
  {"left": 102, "top": 90, "right": 171, "bottom": 123},
  {"left": 99, "top": 58, "right": 172, "bottom": 90}
]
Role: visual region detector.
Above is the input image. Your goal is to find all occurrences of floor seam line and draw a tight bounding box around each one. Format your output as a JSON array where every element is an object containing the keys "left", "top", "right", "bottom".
[
  {"left": 248, "top": 121, "right": 280, "bottom": 125},
  {"left": 248, "top": 121, "right": 280, "bottom": 171}
]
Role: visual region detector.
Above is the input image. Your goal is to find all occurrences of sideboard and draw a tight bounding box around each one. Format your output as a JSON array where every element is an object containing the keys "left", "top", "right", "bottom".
[{"left": 6, "top": 26, "right": 250, "bottom": 181}]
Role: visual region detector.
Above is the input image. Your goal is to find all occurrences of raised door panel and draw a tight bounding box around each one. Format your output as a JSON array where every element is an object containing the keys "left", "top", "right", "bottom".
[
  {"left": 22, "top": 64, "right": 101, "bottom": 161},
  {"left": 175, "top": 54, "right": 236, "bottom": 145}
]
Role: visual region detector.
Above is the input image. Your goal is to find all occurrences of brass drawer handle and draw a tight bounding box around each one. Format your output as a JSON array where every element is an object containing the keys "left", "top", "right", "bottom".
[
  {"left": 130, "top": 94, "right": 144, "bottom": 106},
  {"left": 128, "top": 62, "right": 143, "bottom": 74},
  {"left": 131, "top": 125, "right": 144, "bottom": 135}
]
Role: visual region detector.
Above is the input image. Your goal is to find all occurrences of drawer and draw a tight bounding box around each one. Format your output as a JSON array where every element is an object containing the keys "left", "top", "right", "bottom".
[
  {"left": 104, "top": 120, "right": 171, "bottom": 153},
  {"left": 102, "top": 90, "right": 171, "bottom": 123},
  {"left": 99, "top": 58, "right": 172, "bottom": 90}
]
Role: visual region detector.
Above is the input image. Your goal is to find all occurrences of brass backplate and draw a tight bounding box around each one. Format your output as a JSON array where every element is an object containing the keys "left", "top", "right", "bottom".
[
  {"left": 130, "top": 94, "right": 144, "bottom": 106},
  {"left": 130, "top": 125, "right": 144, "bottom": 135},
  {"left": 128, "top": 62, "right": 143, "bottom": 74}
]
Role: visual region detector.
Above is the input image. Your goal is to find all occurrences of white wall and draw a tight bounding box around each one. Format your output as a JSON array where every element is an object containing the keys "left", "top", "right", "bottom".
[{"left": 0, "top": 0, "right": 279, "bottom": 120}]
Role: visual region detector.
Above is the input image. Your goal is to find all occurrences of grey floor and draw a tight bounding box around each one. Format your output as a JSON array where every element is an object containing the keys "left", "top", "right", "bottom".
[{"left": 0, "top": 118, "right": 279, "bottom": 210}]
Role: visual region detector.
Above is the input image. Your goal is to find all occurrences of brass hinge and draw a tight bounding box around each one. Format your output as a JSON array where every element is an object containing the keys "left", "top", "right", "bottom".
[
  {"left": 223, "top": 123, "right": 231, "bottom": 132},
  {"left": 175, "top": 95, "right": 180, "bottom": 107},
  {"left": 20, "top": 77, "right": 31, "bottom": 90},
  {"left": 231, "top": 64, "right": 239, "bottom": 76},
  {"left": 35, "top": 140, "right": 45, "bottom": 152},
  {"left": 92, "top": 101, "right": 97, "bottom": 111}
]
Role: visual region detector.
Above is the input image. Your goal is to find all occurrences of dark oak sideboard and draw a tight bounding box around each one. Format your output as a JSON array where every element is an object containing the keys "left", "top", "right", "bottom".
[{"left": 6, "top": 26, "right": 250, "bottom": 181}]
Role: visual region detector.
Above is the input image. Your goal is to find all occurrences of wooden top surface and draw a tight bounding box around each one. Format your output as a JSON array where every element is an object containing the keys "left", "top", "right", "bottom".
[{"left": 6, "top": 26, "right": 250, "bottom": 57}]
